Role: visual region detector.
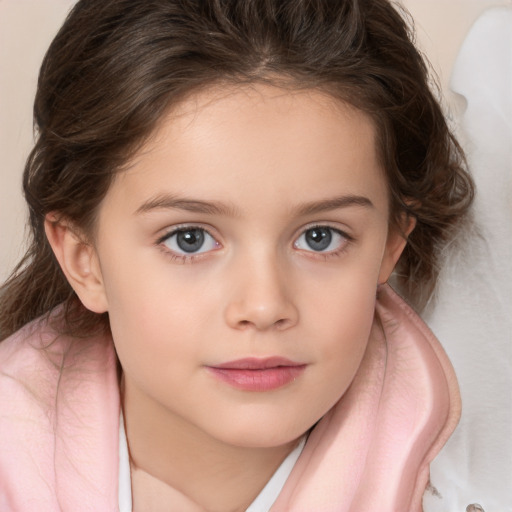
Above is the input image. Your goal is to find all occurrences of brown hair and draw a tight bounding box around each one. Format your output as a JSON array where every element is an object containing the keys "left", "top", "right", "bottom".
[{"left": 0, "top": 0, "right": 474, "bottom": 340}]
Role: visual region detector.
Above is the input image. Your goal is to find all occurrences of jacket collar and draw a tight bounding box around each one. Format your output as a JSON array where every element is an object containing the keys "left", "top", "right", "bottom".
[{"left": 0, "top": 284, "right": 460, "bottom": 511}]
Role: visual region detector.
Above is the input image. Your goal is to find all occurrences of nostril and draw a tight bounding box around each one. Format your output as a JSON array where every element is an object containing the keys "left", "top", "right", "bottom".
[
  {"left": 235, "top": 317, "right": 292, "bottom": 330},
  {"left": 275, "top": 318, "right": 287, "bottom": 329},
  {"left": 225, "top": 292, "right": 299, "bottom": 331}
]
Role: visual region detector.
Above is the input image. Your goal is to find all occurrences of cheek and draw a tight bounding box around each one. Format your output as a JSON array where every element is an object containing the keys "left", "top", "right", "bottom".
[
  {"left": 97, "top": 254, "right": 195, "bottom": 374},
  {"left": 288, "top": 286, "right": 375, "bottom": 438},
  {"left": 318, "top": 286, "right": 375, "bottom": 372},
  {"left": 300, "top": 252, "right": 380, "bottom": 329},
  {"left": 301, "top": 260, "right": 380, "bottom": 386}
]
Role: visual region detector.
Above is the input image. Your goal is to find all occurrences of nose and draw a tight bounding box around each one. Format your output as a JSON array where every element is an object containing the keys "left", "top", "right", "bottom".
[{"left": 223, "top": 253, "right": 299, "bottom": 332}]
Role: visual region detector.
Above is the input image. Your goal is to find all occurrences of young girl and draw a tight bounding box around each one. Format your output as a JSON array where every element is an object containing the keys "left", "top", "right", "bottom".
[{"left": 0, "top": 1, "right": 474, "bottom": 510}]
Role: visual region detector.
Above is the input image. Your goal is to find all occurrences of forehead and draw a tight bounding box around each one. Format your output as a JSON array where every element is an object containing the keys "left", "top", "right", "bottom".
[{"left": 104, "top": 84, "right": 389, "bottom": 217}]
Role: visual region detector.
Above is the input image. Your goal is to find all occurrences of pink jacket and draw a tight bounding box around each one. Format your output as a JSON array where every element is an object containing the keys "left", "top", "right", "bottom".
[{"left": 0, "top": 285, "right": 460, "bottom": 511}]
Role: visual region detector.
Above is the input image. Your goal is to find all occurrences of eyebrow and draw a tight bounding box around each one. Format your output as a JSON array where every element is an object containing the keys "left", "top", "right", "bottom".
[
  {"left": 135, "top": 193, "right": 373, "bottom": 217},
  {"left": 295, "top": 195, "right": 374, "bottom": 216},
  {"left": 135, "top": 194, "right": 239, "bottom": 216}
]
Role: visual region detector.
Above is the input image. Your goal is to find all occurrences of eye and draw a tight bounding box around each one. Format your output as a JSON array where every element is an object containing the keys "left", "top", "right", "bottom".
[
  {"left": 294, "top": 226, "right": 348, "bottom": 253},
  {"left": 162, "top": 227, "right": 219, "bottom": 255}
]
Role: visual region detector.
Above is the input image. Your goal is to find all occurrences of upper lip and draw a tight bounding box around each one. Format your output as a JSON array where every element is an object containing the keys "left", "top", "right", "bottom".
[{"left": 210, "top": 357, "right": 304, "bottom": 370}]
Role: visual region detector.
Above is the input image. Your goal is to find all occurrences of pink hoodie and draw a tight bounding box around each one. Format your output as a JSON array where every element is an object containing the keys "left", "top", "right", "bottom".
[{"left": 0, "top": 285, "right": 460, "bottom": 511}]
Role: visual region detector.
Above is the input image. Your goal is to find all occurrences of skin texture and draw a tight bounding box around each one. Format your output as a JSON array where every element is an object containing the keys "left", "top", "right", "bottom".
[{"left": 45, "top": 84, "right": 412, "bottom": 511}]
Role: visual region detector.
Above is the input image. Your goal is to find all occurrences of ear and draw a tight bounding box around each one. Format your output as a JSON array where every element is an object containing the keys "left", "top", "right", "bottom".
[
  {"left": 378, "top": 214, "right": 416, "bottom": 284},
  {"left": 44, "top": 214, "right": 108, "bottom": 313}
]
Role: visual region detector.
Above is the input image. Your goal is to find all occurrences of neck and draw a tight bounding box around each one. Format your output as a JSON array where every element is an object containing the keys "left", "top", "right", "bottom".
[{"left": 122, "top": 376, "right": 298, "bottom": 512}]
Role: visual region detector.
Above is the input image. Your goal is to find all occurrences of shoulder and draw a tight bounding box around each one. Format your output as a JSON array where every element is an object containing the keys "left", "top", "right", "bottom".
[
  {"left": 0, "top": 312, "right": 116, "bottom": 408},
  {"left": 0, "top": 316, "right": 68, "bottom": 412},
  {"left": 0, "top": 313, "right": 120, "bottom": 511}
]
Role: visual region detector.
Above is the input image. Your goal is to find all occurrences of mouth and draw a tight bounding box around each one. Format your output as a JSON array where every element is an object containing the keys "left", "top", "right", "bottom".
[{"left": 206, "top": 357, "right": 307, "bottom": 391}]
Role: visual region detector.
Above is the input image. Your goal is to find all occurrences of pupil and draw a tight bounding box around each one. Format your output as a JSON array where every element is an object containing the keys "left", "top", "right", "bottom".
[
  {"left": 305, "top": 228, "right": 332, "bottom": 251},
  {"left": 176, "top": 229, "right": 204, "bottom": 253}
]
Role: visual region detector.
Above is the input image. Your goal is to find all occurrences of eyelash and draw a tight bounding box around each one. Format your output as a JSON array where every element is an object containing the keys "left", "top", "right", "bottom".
[
  {"left": 293, "top": 224, "right": 354, "bottom": 261},
  {"left": 155, "top": 225, "right": 220, "bottom": 264},
  {"left": 155, "top": 224, "right": 354, "bottom": 263}
]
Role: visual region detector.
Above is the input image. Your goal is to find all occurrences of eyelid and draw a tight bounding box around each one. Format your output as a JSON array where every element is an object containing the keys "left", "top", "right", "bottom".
[
  {"left": 294, "top": 222, "right": 354, "bottom": 242},
  {"left": 156, "top": 222, "right": 219, "bottom": 243}
]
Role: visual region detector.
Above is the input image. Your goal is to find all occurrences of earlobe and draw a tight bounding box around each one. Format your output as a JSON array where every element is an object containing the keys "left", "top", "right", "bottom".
[
  {"left": 44, "top": 214, "right": 108, "bottom": 313},
  {"left": 378, "top": 215, "right": 416, "bottom": 284}
]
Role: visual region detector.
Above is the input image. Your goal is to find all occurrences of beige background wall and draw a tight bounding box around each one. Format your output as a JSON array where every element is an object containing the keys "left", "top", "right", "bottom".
[{"left": 0, "top": 0, "right": 510, "bottom": 281}]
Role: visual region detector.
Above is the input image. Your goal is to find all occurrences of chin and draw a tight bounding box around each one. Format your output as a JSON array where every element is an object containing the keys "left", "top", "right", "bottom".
[{"left": 211, "top": 417, "right": 314, "bottom": 450}]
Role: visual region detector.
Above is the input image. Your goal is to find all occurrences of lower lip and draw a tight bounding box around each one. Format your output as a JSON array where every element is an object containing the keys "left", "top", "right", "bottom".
[{"left": 206, "top": 365, "right": 306, "bottom": 391}]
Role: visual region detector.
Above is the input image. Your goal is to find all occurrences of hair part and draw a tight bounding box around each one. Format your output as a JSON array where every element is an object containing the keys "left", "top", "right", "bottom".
[{"left": 0, "top": 0, "right": 474, "bottom": 340}]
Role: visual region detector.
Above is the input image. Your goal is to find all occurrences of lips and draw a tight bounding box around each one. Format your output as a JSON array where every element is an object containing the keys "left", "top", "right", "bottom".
[{"left": 206, "top": 357, "right": 306, "bottom": 391}]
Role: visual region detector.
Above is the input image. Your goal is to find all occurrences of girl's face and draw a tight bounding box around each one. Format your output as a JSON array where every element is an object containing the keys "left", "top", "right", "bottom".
[{"left": 86, "top": 85, "right": 406, "bottom": 448}]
